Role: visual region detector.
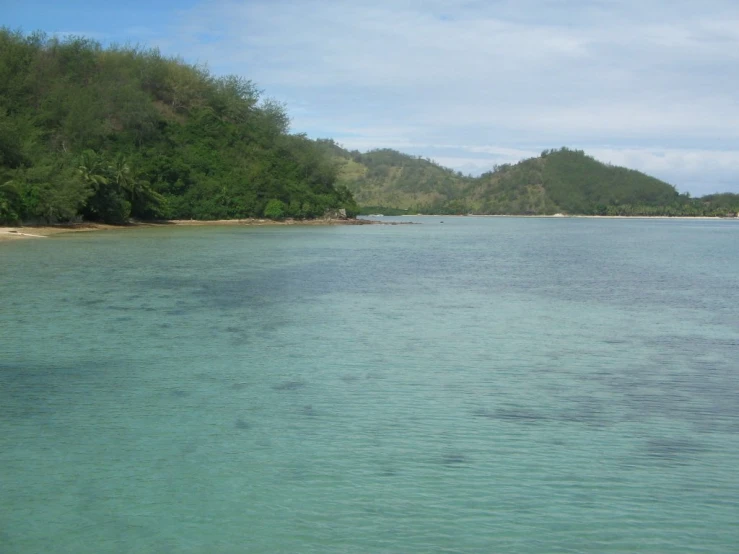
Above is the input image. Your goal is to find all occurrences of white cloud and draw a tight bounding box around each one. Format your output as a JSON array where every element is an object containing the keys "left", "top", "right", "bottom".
[{"left": 166, "top": 0, "right": 739, "bottom": 194}]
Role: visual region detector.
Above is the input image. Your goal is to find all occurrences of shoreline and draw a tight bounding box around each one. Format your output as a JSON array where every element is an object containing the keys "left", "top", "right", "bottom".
[
  {"left": 2, "top": 213, "right": 735, "bottom": 241},
  {"left": 396, "top": 214, "right": 735, "bottom": 220},
  {"left": 0, "top": 217, "right": 382, "bottom": 242}
]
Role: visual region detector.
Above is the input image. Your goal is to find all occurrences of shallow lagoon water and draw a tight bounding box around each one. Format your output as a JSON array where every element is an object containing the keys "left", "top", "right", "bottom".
[{"left": 1, "top": 217, "right": 738, "bottom": 553}]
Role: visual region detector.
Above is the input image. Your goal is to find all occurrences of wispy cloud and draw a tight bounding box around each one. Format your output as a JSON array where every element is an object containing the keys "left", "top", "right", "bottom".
[{"left": 161, "top": 0, "right": 739, "bottom": 194}]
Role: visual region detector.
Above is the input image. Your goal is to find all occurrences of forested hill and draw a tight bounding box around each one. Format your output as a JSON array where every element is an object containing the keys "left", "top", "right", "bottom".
[
  {"left": 331, "top": 145, "right": 739, "bottom": 217},
  {"left": 464, "top": 148, "right": 682, "bottom": 216},
  {"left": 0, "top": 30, "right": 358, "bottom": 224},
  {"left": 315, "top": 141, "right": 474, "bottom": 214}
]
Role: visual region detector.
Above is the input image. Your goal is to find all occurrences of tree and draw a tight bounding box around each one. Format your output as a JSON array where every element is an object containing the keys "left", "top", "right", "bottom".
[
  {"left": 0, "top": 180, "right": 21, "bottom": 223},
  {"left": 263, "top": 199, "right": 286, "bottom": 219},
  {"left": 109, "top": 154, "right": 133, "bottom": 197},
  {"left": 77, "top": 150, "right": 108, "bottom": 189}
]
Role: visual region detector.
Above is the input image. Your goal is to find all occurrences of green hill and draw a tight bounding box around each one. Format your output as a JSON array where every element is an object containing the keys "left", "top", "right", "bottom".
[
  {"left": 330, "top": 145, "right": 739, "bottom": 217},
  {"left": 315, "top": 141, "right": 474, "bottom": 214},
  {"left": 464, "top": 148, "right": 683, "bottom": 215},
  {"left": 0, "top": 30, "right": 357, "bottom": 225}
]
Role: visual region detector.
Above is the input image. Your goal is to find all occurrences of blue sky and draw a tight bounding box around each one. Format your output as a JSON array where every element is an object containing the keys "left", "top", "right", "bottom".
[{"left": 4, "top": 0, "right": 739, "bottom": 195}]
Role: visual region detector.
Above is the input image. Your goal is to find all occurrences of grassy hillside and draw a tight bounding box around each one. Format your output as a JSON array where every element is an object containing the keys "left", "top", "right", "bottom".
[
  {"left": 329, "top": 144, "right": 739, "bottom": 216},
  {"left": 0, "top": 30, "right": 357, "bottom": 224},
  {"left": 316, "top": 141, "right": 474, "bottom": 213}
]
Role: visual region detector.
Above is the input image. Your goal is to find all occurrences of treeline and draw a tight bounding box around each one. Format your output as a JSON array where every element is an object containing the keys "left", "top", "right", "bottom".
[
  {"left": 329, "top": 144, "right": 739, "bottom": 217},
  {"left": 0, "top": 29, "right": 358, "bottom": 225}
]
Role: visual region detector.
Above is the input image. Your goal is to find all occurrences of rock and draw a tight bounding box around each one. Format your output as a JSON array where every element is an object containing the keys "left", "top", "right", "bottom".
[{"left": 323, "top": 208, "right": 348, "bottom": 220}]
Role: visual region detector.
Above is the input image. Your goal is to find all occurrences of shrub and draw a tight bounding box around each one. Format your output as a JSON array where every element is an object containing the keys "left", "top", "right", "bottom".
[{"left": 263, "top": 198, "right": 286, "bottom": 219}]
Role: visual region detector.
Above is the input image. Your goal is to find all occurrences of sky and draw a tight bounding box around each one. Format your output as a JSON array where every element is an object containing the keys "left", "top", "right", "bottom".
[{"left": 4, "top": 0, "right": 739, "bottom": 195}]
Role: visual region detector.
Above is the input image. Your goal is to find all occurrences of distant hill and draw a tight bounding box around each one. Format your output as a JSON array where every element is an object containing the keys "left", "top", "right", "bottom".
[
  {"left": 326, "top": 145, "right": 739, "bottom": 217},
  {"left": 464, "top": 148, "right": 682, "bottom": 215},
  {"left": 316, "top": 141, "right": 474, "bottom": 214}
]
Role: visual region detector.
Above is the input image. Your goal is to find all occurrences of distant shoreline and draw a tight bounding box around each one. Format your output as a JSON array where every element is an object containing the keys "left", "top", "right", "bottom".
[
  {"left": 395, "top": 214, "right": 735, "bottom": 220},
  {"left": 2, "top": 214, "right": 735, "bottom": 242}
]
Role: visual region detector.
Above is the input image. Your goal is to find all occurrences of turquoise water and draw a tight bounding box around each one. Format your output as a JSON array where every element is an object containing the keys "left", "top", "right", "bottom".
[{"left": 1, "top": 217, "right": 738, "bottom": 553}]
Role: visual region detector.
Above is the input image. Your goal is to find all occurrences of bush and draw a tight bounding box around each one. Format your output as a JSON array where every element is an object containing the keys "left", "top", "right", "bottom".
[{"left": 263, "top": 198, "right": 286, "bottom": 219}]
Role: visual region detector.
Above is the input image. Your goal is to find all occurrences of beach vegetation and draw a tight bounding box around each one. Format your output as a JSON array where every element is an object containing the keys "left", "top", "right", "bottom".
[
  {"left": 263, "top": 199, "right": 287, "bottom": 219},
  {"left": 0, "top": 29, "right": 358, "bottom": 225}
]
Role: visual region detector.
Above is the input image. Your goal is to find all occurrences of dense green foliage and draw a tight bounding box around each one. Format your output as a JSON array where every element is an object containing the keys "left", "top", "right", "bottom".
[
  {"left": 467, "top": 148, "right": 683, "bottom": 216},
  {"left": 695, "top": 193, "right": 739, "bottom": 215},
  {"left": 0, "top": 29, "right": 358, "bottom": 224},
  {"left": 331, "top": 145, "right": 739, "bottom": 217}
]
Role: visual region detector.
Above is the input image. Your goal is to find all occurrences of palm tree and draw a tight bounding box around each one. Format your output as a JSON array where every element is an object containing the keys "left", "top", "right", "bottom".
[
  {"left": 108, "top": 153, "right": 132, "bottom": 196},
  {"left": 77, "top": 150, "right": 108, "bottom": 190}
]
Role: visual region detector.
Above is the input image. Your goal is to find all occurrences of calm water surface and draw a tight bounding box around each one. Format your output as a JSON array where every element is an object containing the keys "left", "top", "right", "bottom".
[{"left": 1, "top": 217, "right": 738, "bottom": 553}]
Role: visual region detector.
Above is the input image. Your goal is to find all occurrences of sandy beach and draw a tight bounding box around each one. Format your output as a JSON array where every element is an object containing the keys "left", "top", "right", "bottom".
[
  {"left": 0, "top": 222, "right": 145, "bottom": 241},
  {"left": 0, "top": 218, "right": 382, "bottom": 242}
]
